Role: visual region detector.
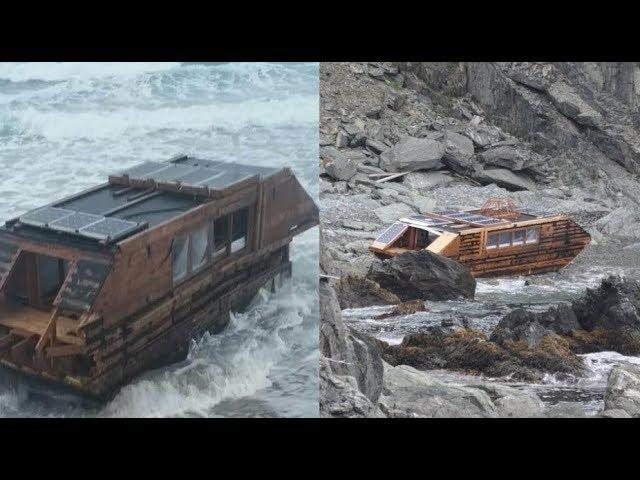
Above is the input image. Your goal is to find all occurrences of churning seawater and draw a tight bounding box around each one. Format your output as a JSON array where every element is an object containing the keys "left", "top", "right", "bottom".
[{"left": 0, "top": 62, "right": 319, "bottom": 417}]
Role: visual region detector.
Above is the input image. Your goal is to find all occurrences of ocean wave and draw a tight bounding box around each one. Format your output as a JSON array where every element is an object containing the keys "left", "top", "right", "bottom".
[
  {"left": 1, "top": 97, "right": 318, "bottom": 143},
  {"left": 0, "top": 62, "right": 182, "bottom": 82},
  {"left": 100, "top": 264, "right": 317, "bottom": 418}
]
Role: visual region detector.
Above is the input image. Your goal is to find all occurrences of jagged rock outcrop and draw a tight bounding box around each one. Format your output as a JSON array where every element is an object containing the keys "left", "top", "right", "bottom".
[
  {"left": 334, "top": 274, "right": 400, "bottom": 309},
  {"left": 366, "top": 250, "right": 476, "bottom": 301},
  {"left": 319, "top": 280, "right": 384, "bottom": 408}
]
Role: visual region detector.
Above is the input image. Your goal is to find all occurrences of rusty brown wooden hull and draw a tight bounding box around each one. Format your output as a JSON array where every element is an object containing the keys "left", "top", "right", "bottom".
[{"left": 0, "top": 245, "right": 291, "bottom": 399}]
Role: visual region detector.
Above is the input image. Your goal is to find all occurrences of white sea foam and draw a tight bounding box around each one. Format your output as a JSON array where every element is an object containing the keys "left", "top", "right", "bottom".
[{"left": 0, "top": 62, "right": 181, "bottom": 82}]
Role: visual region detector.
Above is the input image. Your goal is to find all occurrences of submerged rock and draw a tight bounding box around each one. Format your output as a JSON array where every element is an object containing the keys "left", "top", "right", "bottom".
[
  {"left": 334, "top": 275, "right": 401, "bottom": 309},
  {"left": 367, "top": 250, "right": 476, "bottom": 302},
  {"left": 374, "top": 299, "right": 426, "bottom": 320}
]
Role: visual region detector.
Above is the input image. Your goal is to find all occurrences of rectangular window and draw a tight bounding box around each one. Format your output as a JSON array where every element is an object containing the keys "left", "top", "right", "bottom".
[
  {"left": 231, "top": 207, "right": 249, "bottom": 253},
  {"left": 190, "top": 224, "right": 209, "bottom": 272},
  {"left": 213, "top": 215, "right": 230, "bottom": 259},
  {"left": 499, "top": 232, "right": 511, "bottom": 248},
  {"left": 526, "top": 227, "right": 539, "bottom": 244},
  {"left": 172, "top": 235, "right": 188, "bottom": 284},
  {"left": 487, "top": 233, "right": 498, "bottom": 250},
  {"left": 512, "top": 230, "right": 525, "bottom": 246}
]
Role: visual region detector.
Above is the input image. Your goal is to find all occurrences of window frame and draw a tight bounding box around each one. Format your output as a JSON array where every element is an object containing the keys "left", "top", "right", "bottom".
[
  {"left": 485, "top": 226, "right": 541, "bottom": 252},
  {"left": 171, "top": 206, "right": 253, "bottom": 288}
]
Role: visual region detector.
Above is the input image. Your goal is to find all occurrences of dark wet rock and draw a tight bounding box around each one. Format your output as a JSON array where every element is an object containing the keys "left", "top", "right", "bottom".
[
  {"left": 384, "top": 325, "right": 583, "bottom": 382},
  {"left": 603, "top": 364, "right": 640, "bottom": 418},
  {"left": 491, "top": 303, "right": 580, "bottom": 346},
  {"left": 571, "top": 275, "right": 640, "bottom": 348},
  {"left": 367, "top": 250, "right": 476, "bottom": 302},
  {"left": 491, "top": 276, "right": 640, "bottom": 356},
  {"left": 334, "top": 274, "right": 401, "bottom": 309},
  {"left": 379, "top": 136, "right": 445, "bottom": 173},
  {"left": 374, "top": 299, "right": 426, "bottom": 320}
]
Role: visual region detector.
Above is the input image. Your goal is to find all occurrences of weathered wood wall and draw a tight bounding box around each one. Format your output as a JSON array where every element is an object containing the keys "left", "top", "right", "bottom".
[{"left": 454, "top": 218, "right": 590, "bottom": 277}]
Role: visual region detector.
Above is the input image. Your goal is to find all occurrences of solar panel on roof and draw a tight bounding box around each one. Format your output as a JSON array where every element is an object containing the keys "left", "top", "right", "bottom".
[
  {"left": 79, "top": 217, "right": 141, "bottom": 241},
  {"left": 375, "top": 222, "right": 408, "bottom": 246},
  {"left": 20, "top": 207, "right": 74, "bottom": 227},
  {"left": 49, "top": 211, "right": 103, "bottom": 233}
]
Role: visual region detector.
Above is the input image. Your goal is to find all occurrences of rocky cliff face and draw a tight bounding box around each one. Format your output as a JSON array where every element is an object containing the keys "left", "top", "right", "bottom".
[
  {"left": 319, "top": 62, "right": 640, "bottom": 417},
  {"left": 398, "top": 61, "right": 640, "bottom": 211}
]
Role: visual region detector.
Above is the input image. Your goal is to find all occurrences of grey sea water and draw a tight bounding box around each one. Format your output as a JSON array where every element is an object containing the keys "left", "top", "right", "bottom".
[{"left": 0, "top": 62, "right": 319, "bottom": 417}]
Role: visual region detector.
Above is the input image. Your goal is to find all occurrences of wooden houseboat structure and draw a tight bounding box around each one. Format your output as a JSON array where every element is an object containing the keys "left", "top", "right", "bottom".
[
  {"left": 0, "top": 155, "right": 318, "bottom": 398},
  {"left": 369, "top": 198, "right": 590, "bottom": 277}
]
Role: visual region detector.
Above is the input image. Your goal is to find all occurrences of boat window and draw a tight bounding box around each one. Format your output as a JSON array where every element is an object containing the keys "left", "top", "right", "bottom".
[
  {"left": 513, "top": 230, "right": 525, "bottom": 246},
  {"left": 526, "top": 227, "right": 539, "bottom": 244},
  {"left": 190, "top": 224, "right": 209, "bottom": 272},
  {"left": 499, "top": 232, "right": 511, "bottom": 248},
  {"left": 487, "top": 233, "right": 498, "bottom": 249},
  {"left": 172, "top": 235, "right": 189, "bottom": 284},
  {"left": 231, "top": 207, "right": 249, "bottom": 253},
  {"left": 213, "top": 215, "right": 230, "bottom": 259}
]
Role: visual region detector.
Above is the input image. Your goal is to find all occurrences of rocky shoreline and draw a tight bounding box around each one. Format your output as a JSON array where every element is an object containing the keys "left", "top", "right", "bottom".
[{"left": 319, "top": 62, "right": 640, "bottom": 418}]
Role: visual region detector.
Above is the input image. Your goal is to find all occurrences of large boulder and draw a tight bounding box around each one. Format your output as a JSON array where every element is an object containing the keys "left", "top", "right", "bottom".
[
  {"left": 366, "top": 250, "right": 476, "bottom": 302},
  {"left": 603, "top": 364, "right": 640, "bottom": 418},
  {"left": 402, "top": 170, "right": 455, "bottom": 192},
  {"left": 379, "top": 136, "right": 445, "bottom": 172},
  {"left": 320, "top": 146, "right": 357, "bottom": 181},
  {"left": 334, "top": 275, "right": 401, "bottom": 309},
  {"left": 441, "top": 130, "right": 475, "bottom": 173},
  {"left": 379, "top": 363, "right": 546, "bottom": 418},
  {"left": 491, "top": 303, "right": 580, "bottom": 347}
]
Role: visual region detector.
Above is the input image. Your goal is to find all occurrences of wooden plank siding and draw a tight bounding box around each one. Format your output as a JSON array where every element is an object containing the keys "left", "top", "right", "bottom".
[{"left": 452, "top": 218, "right": 590, "bottom": 277}]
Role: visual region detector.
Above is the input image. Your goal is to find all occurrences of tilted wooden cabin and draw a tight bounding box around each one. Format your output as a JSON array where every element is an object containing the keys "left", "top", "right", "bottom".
[
  {"left": 369, "top": 199, "right": 590, "bottom": 277},
  {"left": 0, "top": 155, "right": 318, "bottom": 398}
]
